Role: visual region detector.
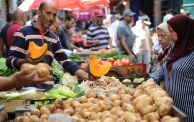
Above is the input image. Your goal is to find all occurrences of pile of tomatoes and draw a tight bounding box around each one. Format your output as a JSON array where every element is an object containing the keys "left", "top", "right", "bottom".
[{"left": 80, "top": 58, "right": 131, "bottom": 69}]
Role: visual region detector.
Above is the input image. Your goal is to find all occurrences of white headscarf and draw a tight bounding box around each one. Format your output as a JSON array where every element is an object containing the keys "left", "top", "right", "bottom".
[{"left": 156, "top": 22, "right": 169, "bottom": 34}]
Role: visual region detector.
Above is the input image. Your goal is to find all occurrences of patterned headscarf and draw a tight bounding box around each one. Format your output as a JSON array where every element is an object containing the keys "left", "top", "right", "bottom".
[{"left": 166, "top": 14, "right": 194, "bottom": 70}]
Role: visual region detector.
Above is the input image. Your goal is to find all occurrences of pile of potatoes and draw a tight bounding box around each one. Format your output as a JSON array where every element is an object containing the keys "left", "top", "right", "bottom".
[
  {"left": 20, "top": 63, "right": 50, "bottom": 80},
  {"left": 15, "top": 79, "right": 180, "bottom": 122}
]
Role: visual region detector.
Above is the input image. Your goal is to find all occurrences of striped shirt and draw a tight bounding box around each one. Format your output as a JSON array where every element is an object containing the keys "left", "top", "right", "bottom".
[
  {"left": 87, "top": 24, "right": 110, "bottom": 51},
  {"left": 155, "top": 50, "right": 194, "bottom": 122},
  {"left": 6, "top": 21, "right": 80, "bottom": 75}
]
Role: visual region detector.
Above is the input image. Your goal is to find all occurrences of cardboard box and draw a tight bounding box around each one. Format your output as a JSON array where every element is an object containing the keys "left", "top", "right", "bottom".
[{"left": 109, "top": 63, "right": 146, "bottom": 78}]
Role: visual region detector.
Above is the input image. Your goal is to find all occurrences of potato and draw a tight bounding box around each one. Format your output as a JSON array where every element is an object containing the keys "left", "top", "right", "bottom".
[
  {"left": 23, "top": 116, "right": 31, "bottom": 122},
  {"left": 97, "top": 94, "right": 106, "bottom": 100},
  {"left": 103, "top": 118, "right": 114, "bottom": 122},
  {"left": 54, "top": 99, "right": 64, "bottom": 109},
  {"left": 133, "top": 88, "right": 144, "bottom": 98},
  {"left": 86, "top": 91, "right": 97, "bottom": 98},
  {"left": 122, "top": 103, "right": 136, "bottom": 112},
  {"left": 163, "top": 117, "right": 180, "bottom": 122},
  {"left": 135, "top": 97, "right": 153, "bottom": 111},
  {"left": 21, "top": 63, "right": 35, "bottom": 74},
  {"left": 120, "top": 94, "right": 133, "bottom": 102},
  {"left": 113, "top": 100, "right": 122, "bottom": 106},
  {"left": 40, "top": 106, "right": 51, "bottom": 115},
  {"left": 15, "top": 116, "right": 24, "bottom": 122},
  {"left": 54, "top": 108, "right": 63, "bottom": 113},
  {"left": 143, "top": 112, "right": 160, "bottom": 122},
  {"left": 31, "top": 108, "right": 41, "bottom": 117},
  {"left": 109, "top": 94, "right": 120, "bottom": 101},
  {"left": 87, "top": 98, "right": 96, "bottom": 103},
  {"left": 72, "top": 101, "right": 81, "bottom": 108},
  {"left": 23, "top": 112, "right": 31, "bottom": 117},
  {"left": 139, "top": 105, "right": 156, "bottom": 116},
  {"left": 40, "top": 114, "right": 48, "bottom": 120},
  {"left": 79, "top": 96, "right": 87, "bottom": 103},
  {"left": 161, "top": 115, "right": 173, "bottom": 122},
  {"left": 29, "top": 115, "right": 41, "bottom": 122},
  {"left": 36, "top": 66, "right": 50, "bottom": 77},
  {"left": 133, "top": 94, "right": 149, "bottom": 105},
  {"left": 64, "top": 108, "right": 74, "bottom": 115},
  {"left": 157, "top": 104, "right": 172, "bottom": 116},
  {"left": 47, "top": 104, "right": 56, "bottom": 113}
]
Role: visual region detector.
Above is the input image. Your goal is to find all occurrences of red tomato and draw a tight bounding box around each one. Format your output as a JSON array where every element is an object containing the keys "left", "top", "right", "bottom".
[
  {"left": 107, "top": 58, "right": 115, "bottom": 64},
  {"left": 80, "top": 62, "right": 87, "bottom": 69}
]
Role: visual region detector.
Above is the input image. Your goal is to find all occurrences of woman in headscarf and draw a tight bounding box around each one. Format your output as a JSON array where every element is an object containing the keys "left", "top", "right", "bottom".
[
  {"left": 155, "top": 14, "right": 194, "bottom": 122},
  {"left": 156, "top": 22, "right": 172, "bottom": 66}
]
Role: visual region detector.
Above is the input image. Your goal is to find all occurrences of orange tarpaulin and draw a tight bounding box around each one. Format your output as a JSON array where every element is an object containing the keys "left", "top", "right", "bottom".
[
  {"left": 19, "top": 0, "right": 87, "bottom": 11},
  {"left": 19, "top": 0, "right": 110, "bottom": 11}
]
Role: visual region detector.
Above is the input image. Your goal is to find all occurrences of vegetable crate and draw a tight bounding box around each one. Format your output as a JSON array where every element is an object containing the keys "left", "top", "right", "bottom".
[
  {"left": 172, "top": 105, "right": 187, "bottom": 122},
  {"left": 107, "top": 63, "right": 146, "bottom": 78}
]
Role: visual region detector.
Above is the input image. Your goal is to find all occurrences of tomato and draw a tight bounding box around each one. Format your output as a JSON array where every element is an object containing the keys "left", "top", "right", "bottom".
[
  {"left": 80, "top": 61, "right": 87, "bottom": 69},
  {"left": 121, "top": 58, "right": 131, "bottom": 66},
  {"left": 107, "top": 58, "right": 115, "bottom": 64}
]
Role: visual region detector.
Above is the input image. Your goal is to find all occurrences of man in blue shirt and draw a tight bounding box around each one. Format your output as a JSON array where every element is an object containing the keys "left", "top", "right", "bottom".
[{"left": 117, "top": 9, "right": 135, "bottom": 59}]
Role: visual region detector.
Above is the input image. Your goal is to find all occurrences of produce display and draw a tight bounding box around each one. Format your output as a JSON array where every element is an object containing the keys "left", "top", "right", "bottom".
[
  {"left": 89, "top": 55, "right": 112, "bottom": 77},
  {"left": 28, "top": 41, "right": 48, "bottom": 59},
  {"left": 51, "top": 59, "right": 64, "bottom": 80},
  {"left": 0, "top": 58, "right": 17, "bottom": 76},
  {"left": 69, "top": 53, "right": 84, "bottom": 61},
  {"left": 80, "top": 76, "right": 122, "bottom": 94},
  {"left": 15, "top": 79, "right": 180, "bottom": 122}
]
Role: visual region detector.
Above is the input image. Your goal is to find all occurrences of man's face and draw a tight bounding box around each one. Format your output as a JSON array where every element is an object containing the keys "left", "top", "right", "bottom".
[
  {"left": 96, "top": 16, "right": 104, "bottom": 26},
  {"left": 65, "top": 18, "right": 75, "bottom": 30},
  {"left": 38, "top": 4, "right": 57, "bottom": 30},
  {"left": 124, "top": 16, "right": 133, "bottom": 24}
]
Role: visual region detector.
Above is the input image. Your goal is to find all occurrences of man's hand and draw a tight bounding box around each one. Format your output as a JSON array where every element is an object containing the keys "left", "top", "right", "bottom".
[
  {"left": 75, "top": 69, "right": 88, "bottom": 80},
  {"left": 16, "top": 52, "right": 42, "bottom": 67},
  {"left": 13, "top": 70, "right": 51, "bottom": 85},
  {"left": 92, "top": 40, "right": 100, "bottom": 46}
]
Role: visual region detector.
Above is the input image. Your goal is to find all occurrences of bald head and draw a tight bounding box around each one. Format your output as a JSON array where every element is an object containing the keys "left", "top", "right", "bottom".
[
  {"left": 13, "top": 9, "right": 26, "bottom": 25},
  {"left": 39, "top": 0, "right": 56, "bottom": 11}
]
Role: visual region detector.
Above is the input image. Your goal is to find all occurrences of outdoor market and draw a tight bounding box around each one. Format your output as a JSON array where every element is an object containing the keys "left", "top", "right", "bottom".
[{"left": 0, "top": 0, "right": 193, "bottom": 122}]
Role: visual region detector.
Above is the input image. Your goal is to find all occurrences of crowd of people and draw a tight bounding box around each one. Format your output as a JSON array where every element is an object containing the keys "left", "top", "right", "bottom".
[{"left": 0, "top": 1, "right": 193, "bottom": 121}]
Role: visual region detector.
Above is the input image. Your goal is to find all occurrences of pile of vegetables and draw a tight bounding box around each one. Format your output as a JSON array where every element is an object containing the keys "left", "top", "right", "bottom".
[
  {"left": 51, "top": 59, "right": 64, "bottom": 80},
  {"left": 69, "top": 53, "right": 84, "bottom": 61},
  {"left": 15, "top": 79, "right": 180, "bottom": 122},
  {"left": 0, "top": 58, "right": 17, "bottom": 76},
  {"left": 45, "top": 84, "right": 85, "bottom": 99}
]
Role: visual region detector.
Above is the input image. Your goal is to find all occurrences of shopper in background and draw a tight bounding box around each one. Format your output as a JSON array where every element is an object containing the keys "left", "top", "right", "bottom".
[
  {"left": 57, "top": 15, "right": 80, "bottom": 52},
  {"left": 138, "top": 9, "right": 150, "bottom": 22},
  {"left": 156, "top": 22, "right": 172, "bottom": 66},
  {"left": 0, "top": 13, "right": 13, "bottom": 57},
  {"left": 163, "top": 9, "right": 176, "bottom": 22},
  {"left": 155, "top": 14, "right": 194, "bottom": 122},
  {"left": 6, "top": 9, "right": 26, "bottom": 49},
  {"left": 117, "top": 9, "right": 136, "bottom": 60},
  {"left": 86, "top": 11, "right": 112, "bottom": 51},
  {"left": 132, "top": 20, "right": 151, "bottom": 73},
  {"left": 50, "top": 17, "right": 61, "bottom": 33}
]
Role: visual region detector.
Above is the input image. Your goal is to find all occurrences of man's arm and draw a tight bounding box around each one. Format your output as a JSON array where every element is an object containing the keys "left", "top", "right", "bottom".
[
  {"left": 6, "top": 30, "right": 28, "bottom": 69},
  {"left": 0, "top": 70, "right": 50, "bottom": 91},
  {"left": 108, "top": 38, "right": 113, "bottom": 48}
]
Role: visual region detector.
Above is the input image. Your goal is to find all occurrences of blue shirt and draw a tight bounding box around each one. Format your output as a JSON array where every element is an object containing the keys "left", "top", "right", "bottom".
[
  {"left": 117, "top": 20, "right": 133, "bottom": 54},
  {"left": 6, "top": 21, "right": 80, "bottom": 75}
]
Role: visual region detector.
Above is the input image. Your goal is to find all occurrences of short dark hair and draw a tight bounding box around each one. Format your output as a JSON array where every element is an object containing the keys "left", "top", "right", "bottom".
[
  {"left": 39, "top": 2, "right": 46, "bottom": 11},
  {"left": 6, "top": 13, "right": 13, "bottom": 23},
  {"left": 65, "top": 15, "right": 75, "bottom": 22},
  {"left": 166, "top": 9, "right": 176, "bottom": 15}
]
